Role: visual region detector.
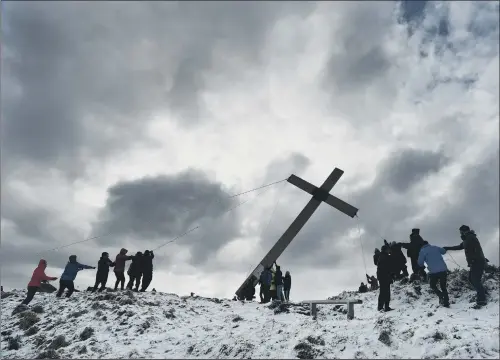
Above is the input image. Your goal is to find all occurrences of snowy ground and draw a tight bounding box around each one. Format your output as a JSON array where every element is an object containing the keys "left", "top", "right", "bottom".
[{"left": 1, "top": 267, "right": 499, "bottom": 359}]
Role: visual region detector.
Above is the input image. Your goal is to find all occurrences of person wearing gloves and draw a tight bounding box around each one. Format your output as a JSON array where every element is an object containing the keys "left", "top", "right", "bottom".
[
  {"left": 56, "top": 255, "right": 95, "bottom": 298},
  {"left": 21, "top": 259, "right": 58, "bottom": 305}
]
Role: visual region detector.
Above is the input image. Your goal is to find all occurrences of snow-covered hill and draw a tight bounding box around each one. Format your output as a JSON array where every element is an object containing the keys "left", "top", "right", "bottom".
[{"left": 1, "top": 267, "right": 499, "bottom": 359}]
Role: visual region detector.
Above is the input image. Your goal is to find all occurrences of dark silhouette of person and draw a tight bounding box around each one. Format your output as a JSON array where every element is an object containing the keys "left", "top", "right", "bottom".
[
  {"left": 399, "top": 228, "right": 427, "bottom": 281},
  {"left": 358, "top": 282, "right": 368, "bottom": 293},
  {"left": 274, "top": 263, "right": 284, "bottom": 302},
  {"left": 366, "top": 274, "right": 378, "bottom": 290},
  {"left": 259, "top": 266, "right": 272, "bottom": 303},
  {"left": 384, "top": 240, "right": 409, "bottom": 279},
  {"left": 373, "top": 248, "right": 381, "bottom": 266},
  {"left": 283, "top": 271, "right": 292, "bottom": 302},
  {"left": 93, "top": 252, "right": 115, "bottom": 292},
  {"left": 140, "top": 250, "right": 154, "bottom": 292},
  {"left": 114, "top": 248, "right": 132, "bottom": 290},
  {"left": 444, "top": 225, "right": 489, "bottom": 306},
  {"left": 418, "top": 241, "right": 449, "bottom": 307},
  {"left": 126, "top": 252, "right": 143, "bottom": 291},
  {"left": 126, "top": 251, "right": 143, "bottom": 291},
  {"left": 21, "top": 259, "right": 58, "bottom": 305},
  {"left": 376, "top": 245, "right": 394, "bottom": 312},
  {"left": 57, "top": 255, "right": 94, "bottom": 298}
]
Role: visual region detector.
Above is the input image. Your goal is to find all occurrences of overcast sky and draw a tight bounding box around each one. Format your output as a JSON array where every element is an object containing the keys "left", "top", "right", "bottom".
[{"left": 1, "top": 1, "right": 498, "bottom": 301}]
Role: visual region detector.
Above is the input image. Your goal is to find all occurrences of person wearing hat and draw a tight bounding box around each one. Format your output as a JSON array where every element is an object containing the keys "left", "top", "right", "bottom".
[
  {"left": 398, "top": 228, "right": 427, "bottom": 281},
  {"left": 444, "top": 225, "right": 488, "bottom": 306},
  {"left": 92, "top": 252, "right": 115, "bottom": 292},
  {"left": 57, "top": 255, "right": 95, "bottom": 298}
]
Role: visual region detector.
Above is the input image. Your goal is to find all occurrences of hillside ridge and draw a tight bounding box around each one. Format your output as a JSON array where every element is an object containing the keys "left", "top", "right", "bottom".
[{"left": 1, "top": 266, "right": 499, "bottom": 359}]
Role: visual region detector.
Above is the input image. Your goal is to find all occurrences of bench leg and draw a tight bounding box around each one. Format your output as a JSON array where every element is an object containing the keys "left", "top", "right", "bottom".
[
  {"left": 347, "top": 302, "right": 354, "bottom": 320},
  {"left": 310, "top": 303, "right": 317, "bottom": 319}
]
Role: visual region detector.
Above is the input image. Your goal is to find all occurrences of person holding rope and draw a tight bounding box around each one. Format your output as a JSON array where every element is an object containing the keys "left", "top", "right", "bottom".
[
  {"left": 126, "top": 251, "right": 143, "bottom": 291},
  {"left": 21, "top": 259, "right": 58, "bottom": 305},
  {"left": 57, "top": 255, "right": 95, "bottom": 298},
  {"left": 140, "top": 250, "right": 154, "bottom": 292},
  {"left": 443, "top": 225, "right": 489, "bottom": 307},
  {"left": 92, "top": 252, "right": 115, "bottom": 292},
  {"left": 366, "top": 274, "right": 378, "bottom": 290},
  {"left": 114, "top": 248, "right": 132, "bottom": 290}
]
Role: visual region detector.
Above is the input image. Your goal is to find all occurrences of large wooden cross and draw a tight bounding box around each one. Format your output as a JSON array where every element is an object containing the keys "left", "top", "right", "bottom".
[{"left": 235, "top": 167, "right": 359, "bottom": 300}]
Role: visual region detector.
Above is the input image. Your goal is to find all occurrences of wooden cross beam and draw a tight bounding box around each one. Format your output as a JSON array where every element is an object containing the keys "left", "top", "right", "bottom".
[{"left": 235, "top": 167, "right": 358, "bottom": 300}]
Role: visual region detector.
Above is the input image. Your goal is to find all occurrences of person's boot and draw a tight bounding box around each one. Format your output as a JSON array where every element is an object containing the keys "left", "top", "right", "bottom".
[{"left": 384, "top": 307, "right": 394, "bottom": 312}]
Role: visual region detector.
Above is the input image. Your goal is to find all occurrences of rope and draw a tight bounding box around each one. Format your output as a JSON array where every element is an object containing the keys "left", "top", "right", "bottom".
[
  {"left": 355, "top": 213, "right": 386, "bottom": 241},
  {"left": 227, "top": 179, "right": 288, "bottom": 198},
  {"left": 446, "top": 252, "right": 464, "bottom": 270},
  {"left": 35, "top": 178, "right": 288, "bottom": 254},
  {"left": 355, "top": 215, "right": 368, "bottom": 275}
]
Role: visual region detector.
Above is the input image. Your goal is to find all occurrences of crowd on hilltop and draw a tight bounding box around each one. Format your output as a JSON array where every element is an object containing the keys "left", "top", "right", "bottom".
[
  {"left": 19, "top": 248, "right": 155, "bottom": 306},
  {"left": 236, "top": 262, "right": 292, "bottom": 303},
  {"left": 359, "top": 225, "right": 490, "bottom": 312},
  {"left": 258, "top": 262, "right": 292, "bottom": 303}
]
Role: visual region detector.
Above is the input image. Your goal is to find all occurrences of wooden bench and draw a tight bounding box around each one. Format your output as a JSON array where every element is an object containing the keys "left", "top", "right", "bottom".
[{"left": 301, "top": 299, "right": 363, "bottom": 320}]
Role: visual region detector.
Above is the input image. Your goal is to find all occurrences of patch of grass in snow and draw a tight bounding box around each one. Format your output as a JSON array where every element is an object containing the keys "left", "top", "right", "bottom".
[{"left": 19, "top": 311, "right": 40, "bottom": 330}]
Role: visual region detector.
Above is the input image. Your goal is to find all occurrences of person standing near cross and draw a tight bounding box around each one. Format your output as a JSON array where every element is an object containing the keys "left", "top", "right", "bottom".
[{"left": 235, "top": 167, "right": 358, "bottom": 300}]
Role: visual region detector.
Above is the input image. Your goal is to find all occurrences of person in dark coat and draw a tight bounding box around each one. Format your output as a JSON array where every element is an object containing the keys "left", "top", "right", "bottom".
[
  {"left": 283, "top": 271, "right": 291, "bottom": 302},
  {"left": 274, "top": 263, "right": 284, "bottom": 302},
  {"left": 259, "top": 266, "right": 272, "bottom": 303},
  {"left": 373, "top": 248, "right": 381, "bottom": 266},
  {"left": 22, "top": 259, "right": 58, "bottom": 305},
  {"left": 418, "top": 241, "right": 449, "bottom": 307},
  {"left": 384, "top": 240, "right": 409, "bottom": 279},
  {"left": 140, "top": 250, "right": 154, "bottom": 292},
  {"left": 93, "top": 252, "right": 115, "bottom": 292},
  {"left": 57, "top": 255, "right": 95, "bottom": 298},
  {"left": 366, "top": 274, "right": 378, "bottom": 290},
  {"left": 444, "top": 225, "right": 488, "bottom": 306},
  {"left": 358, "top": 282, "right": 368, "bottom": 293},
  {"left": 376, "top": 245, "right": 394, "bottom": 312},
  {"left": 114, "top": 248, "right": 132, "bottom": 290},
  {"left": 126, "top": 252, "right": 143, "bottom": 291},
  {"left": 399, "top": 228, "right": 427, "bottom": 281}
]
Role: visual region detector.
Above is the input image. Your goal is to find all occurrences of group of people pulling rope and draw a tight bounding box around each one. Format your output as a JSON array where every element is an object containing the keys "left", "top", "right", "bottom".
[{"left": 19, "top": 249, "right": 155, "bottom": 306}]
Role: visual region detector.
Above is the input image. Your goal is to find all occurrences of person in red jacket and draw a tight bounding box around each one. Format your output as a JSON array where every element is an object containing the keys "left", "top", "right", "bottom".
[{"left": 21, "top": 259, "right": 58, "bottom": 305}]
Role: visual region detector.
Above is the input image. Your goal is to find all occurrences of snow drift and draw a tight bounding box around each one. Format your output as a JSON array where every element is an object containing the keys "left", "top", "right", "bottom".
[{"left": 1, "top": 266, "right": 499, "bottom": 359}]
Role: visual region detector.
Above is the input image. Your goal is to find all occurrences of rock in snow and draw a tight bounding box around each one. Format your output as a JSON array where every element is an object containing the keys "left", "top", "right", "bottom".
[{"left": 1, "top": 267, "right": 499, "bottom": 359}]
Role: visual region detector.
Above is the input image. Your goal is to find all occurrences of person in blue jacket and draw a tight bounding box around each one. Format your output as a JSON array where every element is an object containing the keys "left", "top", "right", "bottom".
[
  {"left": 56, "top": 255, "right": 95, "bottom": 298},
  {"left": 418, "top": 241, "right": 449, "bottom": 307},
  {"left": 259, "top": 266, "right": 273, "bottom": 303}
]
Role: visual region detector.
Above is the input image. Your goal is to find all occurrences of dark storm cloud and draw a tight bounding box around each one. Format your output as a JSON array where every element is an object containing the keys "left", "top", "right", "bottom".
[
  {"left": 91, "top": 169, "right": 240, "bottom": 264},
  {"left": 399, "top": 0, "right": 428, "bottom": 24},
  {"left": 1, "top": 1, "right": 314, "bottom": 176},
  {"left": 377, "top": 148, "right": 450, "bottom": 193}
]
